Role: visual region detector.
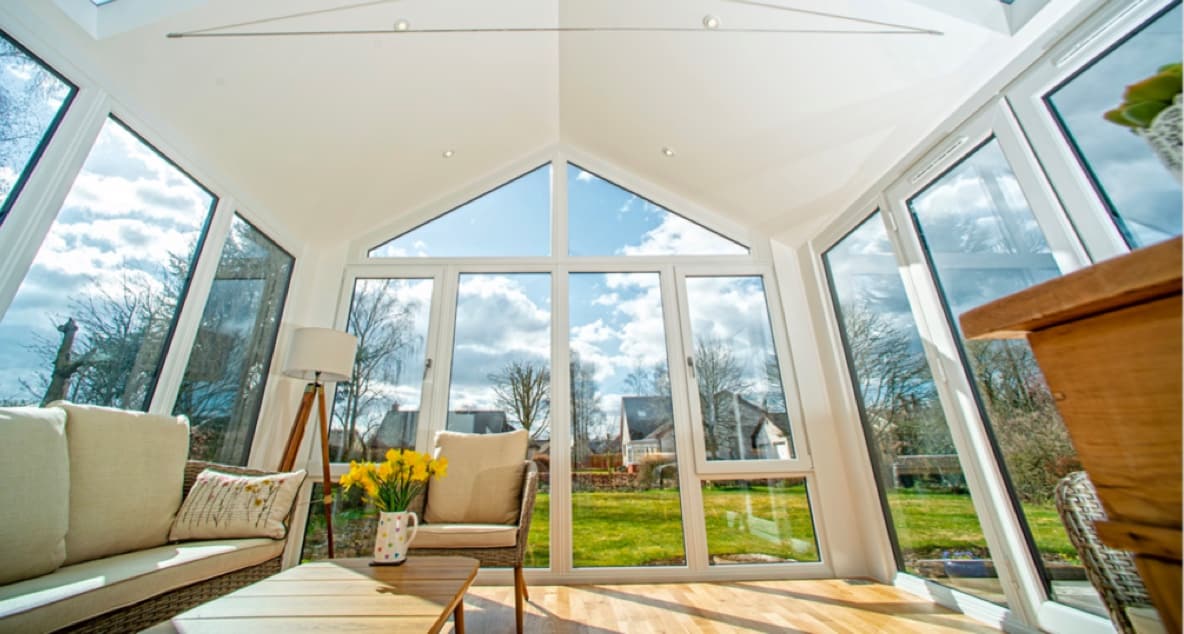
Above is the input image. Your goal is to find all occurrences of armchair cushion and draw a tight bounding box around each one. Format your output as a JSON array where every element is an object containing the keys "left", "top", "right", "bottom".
[
  {"left": 412, "top": 524, "right": 518, "bottom": 549},
  {"left": 49, "top": 401, "right": 190, "bottom": 565},
  {"left": 426, "top": 430, "right": 528, "bottom": 525},
  {"left": 0, "top": 406, "right": 69, "bottom": 585}
]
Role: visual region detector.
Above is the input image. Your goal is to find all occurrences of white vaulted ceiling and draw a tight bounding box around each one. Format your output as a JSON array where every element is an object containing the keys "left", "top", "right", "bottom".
[{"left": 4, "top": 0, "right": 1085, "bottom": 246}]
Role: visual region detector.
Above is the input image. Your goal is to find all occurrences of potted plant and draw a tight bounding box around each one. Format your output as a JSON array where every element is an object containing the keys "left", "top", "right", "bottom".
[{"left": 1104, "top": 62, "right": 1182, "bottom": 178}]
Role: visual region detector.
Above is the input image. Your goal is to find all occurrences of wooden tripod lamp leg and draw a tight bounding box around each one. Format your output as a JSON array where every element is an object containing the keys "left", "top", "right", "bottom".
[
  {"left": 279, "top": 385, "right": 316, "bottom": 472},
  {"left": 315, "top": 383, "right": 335, "bottom": 559}
]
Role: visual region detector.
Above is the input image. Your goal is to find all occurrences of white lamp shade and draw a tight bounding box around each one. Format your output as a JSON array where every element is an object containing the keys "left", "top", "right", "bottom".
[{"left": 283, "top": 327, "right": 358, "bottom": 382}]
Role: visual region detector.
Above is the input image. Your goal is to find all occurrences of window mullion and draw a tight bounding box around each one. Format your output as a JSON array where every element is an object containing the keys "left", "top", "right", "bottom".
[
  {"left": 149, "top": 196, "right": 235, "bottom": 415},
  {"left": 0, "top": 88, "right": 107, "bottom": 318}
]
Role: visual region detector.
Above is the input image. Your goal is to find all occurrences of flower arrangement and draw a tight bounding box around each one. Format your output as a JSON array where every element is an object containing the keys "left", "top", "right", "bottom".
[{"left": 339, "top": 449, "right": 447, "bottom": 512}]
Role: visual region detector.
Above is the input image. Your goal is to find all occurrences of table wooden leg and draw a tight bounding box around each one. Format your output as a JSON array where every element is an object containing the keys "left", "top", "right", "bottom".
[{"left": 453, "top": 600, "right": 465, "bottom": 634}]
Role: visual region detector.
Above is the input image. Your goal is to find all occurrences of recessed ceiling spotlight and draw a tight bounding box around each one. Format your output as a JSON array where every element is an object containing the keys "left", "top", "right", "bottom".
[
  {"left": 702, "top": 15, "right": 720, "bottom": 30},
  {"left": 661, "top": 147, "right": 675, "bottom": 157},
  {"left": 393, "top": 19, "right": 410, "bottom": 31},
  {"left": 442, "top": 149, "right": 455, "bottom": 158}
]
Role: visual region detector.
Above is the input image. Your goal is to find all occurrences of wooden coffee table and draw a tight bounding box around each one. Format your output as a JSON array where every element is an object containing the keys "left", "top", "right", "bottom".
[{"left": 148, "top": 556, "right": 479, "bottom": 633}]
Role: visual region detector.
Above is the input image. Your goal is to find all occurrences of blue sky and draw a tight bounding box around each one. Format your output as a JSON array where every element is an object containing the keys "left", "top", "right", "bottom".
[{"left": 0, "top": 118, "right": 212, "bottom": 403}]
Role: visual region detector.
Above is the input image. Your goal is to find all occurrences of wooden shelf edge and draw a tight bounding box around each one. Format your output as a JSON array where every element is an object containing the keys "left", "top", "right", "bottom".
[{"left": 961, "top": 237, "right": 1182, "bottom": 339}]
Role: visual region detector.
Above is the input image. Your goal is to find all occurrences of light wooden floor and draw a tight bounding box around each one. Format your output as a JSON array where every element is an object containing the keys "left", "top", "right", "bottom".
[{"left": 447, "top": 579, "right": 1000, "bottom": 633}]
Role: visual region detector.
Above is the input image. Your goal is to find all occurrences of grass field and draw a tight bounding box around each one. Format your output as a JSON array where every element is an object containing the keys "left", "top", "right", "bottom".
[{"left": 523, "top": 487, "right": 1076, "bottom": 570}]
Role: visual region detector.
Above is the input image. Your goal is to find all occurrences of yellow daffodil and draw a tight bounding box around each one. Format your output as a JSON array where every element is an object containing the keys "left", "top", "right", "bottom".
[{"left": 336, "top": 449, "right": 447, "bottom": 512}]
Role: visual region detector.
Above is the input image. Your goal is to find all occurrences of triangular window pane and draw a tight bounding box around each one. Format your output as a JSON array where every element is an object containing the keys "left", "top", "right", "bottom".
[
  {"left": 567, "top": 163, "right": 747, "bottom": 256},
  {"left": 369, "top": 164, "right": 551, "bottom": 257}
]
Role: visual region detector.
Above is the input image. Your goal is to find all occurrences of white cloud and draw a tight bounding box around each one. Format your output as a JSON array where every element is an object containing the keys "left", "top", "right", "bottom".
[
  {"left": 575, "top": 170, "right": 594, "bottom": 183},
  {"left": 620, "top": 213, "right": 745, "bottom": 256}
]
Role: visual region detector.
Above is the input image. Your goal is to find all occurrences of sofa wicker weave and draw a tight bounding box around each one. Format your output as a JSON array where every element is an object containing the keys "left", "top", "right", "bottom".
[
  {"left": 1055, "top": 471, "right": 1154, "bottom": 634},
  {"left": 410, "top": 460, "right": 539, "bottom": 634}
]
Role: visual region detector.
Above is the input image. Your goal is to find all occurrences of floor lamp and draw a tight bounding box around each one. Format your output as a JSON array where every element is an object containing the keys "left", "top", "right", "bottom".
[{"left": 279, "top": 327, "right": 358, "bottom": 559}]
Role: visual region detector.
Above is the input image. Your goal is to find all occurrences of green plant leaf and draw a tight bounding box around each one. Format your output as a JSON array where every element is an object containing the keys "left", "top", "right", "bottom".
[
  {"left": 1157, "top": 62, "right": 1182, "bottom": 76},
  {"left": 1104, "top": 107, "right": 1140, "bottom": 128},
  {"left": 1124, "top": 73, "right": 1182, "bottom": 104},
  {"left": 1121, "top": 101, "right": 1169, "bottom": 128}
]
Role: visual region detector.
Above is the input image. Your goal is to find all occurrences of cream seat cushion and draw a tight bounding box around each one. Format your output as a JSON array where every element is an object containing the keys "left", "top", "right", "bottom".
[
  {"left": 0, "top": 406, "right": 70, "bottom": 585},
  {"left": 49, "top": 401, "right": 190, "bottom": 565},
  {"left": 426, "top": 430, "right": 528, "bottom": 525},
  {"left": 0, "top": 538, "right": 282, "bottom": 634},
  {"left": 411, "top": 524, "right": 518, "bottom": 549}
]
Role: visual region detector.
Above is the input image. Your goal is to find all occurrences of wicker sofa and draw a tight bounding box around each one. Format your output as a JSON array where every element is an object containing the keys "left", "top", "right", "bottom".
[{"left": 0, "top": 403, "right": 302, "bottom": 633}]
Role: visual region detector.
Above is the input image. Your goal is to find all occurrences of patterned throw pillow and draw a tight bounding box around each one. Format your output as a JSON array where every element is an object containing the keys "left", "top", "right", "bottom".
[{"left": 169, "top": 469, "right": 306, "bottom": 541}]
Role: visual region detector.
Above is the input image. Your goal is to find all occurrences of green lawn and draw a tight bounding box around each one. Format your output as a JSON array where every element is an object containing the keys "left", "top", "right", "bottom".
[{"left": 521, "top": 488, "right": 1075, "bottom": 569}]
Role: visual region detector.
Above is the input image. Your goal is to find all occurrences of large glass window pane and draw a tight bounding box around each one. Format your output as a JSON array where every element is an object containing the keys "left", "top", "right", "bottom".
[
  {"left": 909, "top": 139, "right": 1100, "bottom": 614},
  {"left": 0, "top": 33, "right": 75, "bottom": 223},
  {"left": 0, "top": 118, "right": 214, "bottom": 409},
  {"left": 570, "top": 273, "right": 685, "bottom": 567},
  {"left": 447, "top": 272, "right": 551, "bottom": 567},
  {"left": 1044, "top": 4, "right": 1182, "bottom": 248},
  {"left": 683, "top": 275, "right": 793, "bottom": 462},
  {"left": 824, "top": 212, "right": 1008, "bottom": 606},
  {"left": 331, "top": 278, "right": 433, "bottom": 462},
  {"left": 175, "top": 215, "right": 293, "bottom": 465},
  {"left": 702, "top": 478, "right": 819, "bottom": 565},
  {"left": 567, "top": 164, "right": 747, "bottom": 256},
  {"left": 369, "top": 165, "right": 551, "bottom": 258}
]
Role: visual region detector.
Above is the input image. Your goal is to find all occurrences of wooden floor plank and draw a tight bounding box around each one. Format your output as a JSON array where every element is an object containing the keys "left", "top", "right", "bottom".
[{"left": 448, "top": 579, "right": 1000, "bottom": 633}]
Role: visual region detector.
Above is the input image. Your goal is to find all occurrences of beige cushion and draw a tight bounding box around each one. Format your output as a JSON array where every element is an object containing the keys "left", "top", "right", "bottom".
[
  {"left": 426, "top": 430, "right": 527, "bottom": 525},
  {"left": 169, "top": 468, "right": 306, "bottom": 541},
  {"left": 411, "top": 523, "right": 518, "bottom": 549},
  {"left": 0, "top": 538, "right": 281, "bottom": 633},
  {"left": 49, "top": 402, "right": 190, "bottom": 565},
  {"left": 0, "top": 407, "right": 70, "bottom": 585}
]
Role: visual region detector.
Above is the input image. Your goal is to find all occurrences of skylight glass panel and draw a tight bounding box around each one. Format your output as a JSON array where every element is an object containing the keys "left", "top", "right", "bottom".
[
  {"left": 369, "top": 164, "right": 551, "bottom": 257},
  {"left": 567, "top": 164, "right": 747, "bottom": 256}
]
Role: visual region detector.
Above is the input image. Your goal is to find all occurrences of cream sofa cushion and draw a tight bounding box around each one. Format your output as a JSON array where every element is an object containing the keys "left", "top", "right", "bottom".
[
  {"left": 0, "top": 407, "right": 70, "bottom": 585},
  {"left": 411, "top": 523, "right": 518, "bottom": 549},
  {"left": 170, "top": 468, "right": 306, "bottom": 541},
  {"left": 425, "top": 430, "right": 527, "bottom": 525},
  {"left": 0, "top": 538, "right": 282, "bottom": 634},
  {"left": 49, "top": 402, "right": 190, "bottom": 565}
]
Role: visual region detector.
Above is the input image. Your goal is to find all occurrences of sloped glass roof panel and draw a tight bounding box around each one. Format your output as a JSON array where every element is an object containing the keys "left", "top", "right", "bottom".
[
  {"left": 567, "top": 163, "right": 747, "bottom": 256},
  {"left": 369, "top": 164, "right": 551, "bottom": 258}
]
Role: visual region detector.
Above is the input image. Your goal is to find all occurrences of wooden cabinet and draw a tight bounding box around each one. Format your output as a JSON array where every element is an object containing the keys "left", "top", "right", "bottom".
[{"left": 961, "top": 237, "right": 1181, "bottom": 631}]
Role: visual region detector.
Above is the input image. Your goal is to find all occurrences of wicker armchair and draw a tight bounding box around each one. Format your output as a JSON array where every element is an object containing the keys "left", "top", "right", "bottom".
[
  {"left": 63, "top": 461, "right": 292, "bottom": 633},
  {"left": 1055, "top": 471, "right": 1153, "bottom": 634},
  {"left": 409, "top": 460, "right": 539, "bottom": 634}
]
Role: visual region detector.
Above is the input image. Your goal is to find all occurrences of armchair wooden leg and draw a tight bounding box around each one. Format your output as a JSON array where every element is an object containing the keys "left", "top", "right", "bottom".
[{"left": 514, "top": 565, "right": 526, "bottom": 634}]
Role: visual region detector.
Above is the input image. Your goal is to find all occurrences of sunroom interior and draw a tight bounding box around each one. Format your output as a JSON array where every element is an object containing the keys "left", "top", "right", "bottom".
[{"left": 0, "top": 0, "right": 1180, "bottom": 632}]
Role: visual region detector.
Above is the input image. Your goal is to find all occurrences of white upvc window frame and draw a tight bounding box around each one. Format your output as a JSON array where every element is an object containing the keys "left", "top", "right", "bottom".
[
  {"left": 673, "top": 263, "right": 814, "bottom": 476},
  {"left": 881, "top": 104, "right": 1095, "bottom": 628},
  {"left": 1007, "top": 0, "right": 1180, "bottom": 261}
]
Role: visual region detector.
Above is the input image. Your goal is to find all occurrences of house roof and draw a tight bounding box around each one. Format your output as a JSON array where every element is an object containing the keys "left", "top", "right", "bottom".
[
  {"left": 621, "top": 395, "right": 674, "bottom": 441},
  {"left": 3, "top": 0, "right": 1083, "bottom": 248}
]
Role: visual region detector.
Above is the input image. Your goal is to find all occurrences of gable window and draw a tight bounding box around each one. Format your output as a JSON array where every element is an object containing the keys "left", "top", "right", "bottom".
[
  {"left": 0, "top": 117, "right": 215, "bottom": 410},
  {"left": 304, "top": 157, "right": 812, "bottom": 577},
  {"left": 0, "top": 31, "right": 75, "bottom": 225},
  {"left": 567, "top": 164, "right": 747, "bottom": 256},
  {"left": 369, "top": 164, "right": 552, "bottom": 258},
  {"left": 174, "top": 214, "right": 293, "bottom": 465}
]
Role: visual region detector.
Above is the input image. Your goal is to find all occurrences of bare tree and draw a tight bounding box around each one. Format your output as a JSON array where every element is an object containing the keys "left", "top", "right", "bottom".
[
  {"left": 489, "top": 359, "right": 550, "bottom": 441},
  {"left": 693, "top": 336, "right": 751, "bottom": 459},
  {"left": 333, "top": 281, "right": 420, "bottom": 461},
  {"left": 569, "top": 352, "right": 600, "bottom": 465},
  {"left": 624, "top": 362, "right": 670, "bottom": 397}
]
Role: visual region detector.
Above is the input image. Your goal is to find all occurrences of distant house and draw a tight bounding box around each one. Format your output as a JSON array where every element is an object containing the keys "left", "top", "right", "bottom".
[
  {"left": 619, "top": 396, "right": 677, "bottom": 467},
  {"left": 701, "top": 391, "right": 792, "bottom": 461},
  {"left": 367, "top": 404, "right": 419, "bottom": 456},
  {"left": 444, "top": 409, "right": 513, "bottom": 435}
]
